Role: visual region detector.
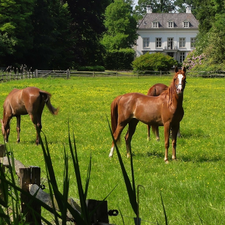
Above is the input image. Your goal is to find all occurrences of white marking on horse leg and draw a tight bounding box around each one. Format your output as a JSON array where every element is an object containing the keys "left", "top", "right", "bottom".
[{"left": 109, "top": 146, "right": 114, "bottom": 157}]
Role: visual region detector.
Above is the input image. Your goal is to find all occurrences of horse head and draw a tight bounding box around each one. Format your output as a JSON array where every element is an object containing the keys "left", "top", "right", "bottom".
[
  {"left": 174, "top": 67, "right": 186, "bottom": 95},
  {"left": 1, "top": 119, "right": 10, "bottom": 143}
]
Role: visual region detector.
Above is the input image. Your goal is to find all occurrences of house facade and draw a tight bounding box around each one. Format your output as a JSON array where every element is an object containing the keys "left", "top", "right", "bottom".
[{"left": 135, "top": 6, "right": 199, "bottom": 63}]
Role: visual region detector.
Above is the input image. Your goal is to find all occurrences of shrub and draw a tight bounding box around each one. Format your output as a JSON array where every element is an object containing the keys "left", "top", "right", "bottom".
[
  {"left": 132, "top": 52, "right": 177, "bottom": 72},
  {"left": 182, "top": 49, "right": 225, "bottom": 72},
  {"left": 77, "top": 66, "right": 105, "bottom": 71},
  {"left": 104, "top": 48, "right": 135, "bottom": 70}
]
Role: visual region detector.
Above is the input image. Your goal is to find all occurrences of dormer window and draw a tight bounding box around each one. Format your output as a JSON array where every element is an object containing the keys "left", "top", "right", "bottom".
[
  {"left": 168, "top": 21, "right": 174, "bottom": 28},
  {"left": 183, "top": 21, "right": 189, "bottom": 28},
  {"left": 152, "top": 21, "right": 159, "bottom": 28}
]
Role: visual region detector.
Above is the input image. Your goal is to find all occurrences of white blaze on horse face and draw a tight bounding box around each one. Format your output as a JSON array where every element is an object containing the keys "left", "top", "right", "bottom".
[{"left": 177, "top": 74, "right": 184, "bottom": 91}]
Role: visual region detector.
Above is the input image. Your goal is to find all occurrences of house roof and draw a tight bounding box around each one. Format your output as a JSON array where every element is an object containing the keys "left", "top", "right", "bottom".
[{"left": 138, "top": 13, "right": 199, "bottom": 29}]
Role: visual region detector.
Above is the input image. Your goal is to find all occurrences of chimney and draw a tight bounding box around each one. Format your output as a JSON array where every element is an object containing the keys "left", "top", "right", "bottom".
[
  {"left": 146, "top": 5, "right": 152, "bottom": 13},
  {"left": 186, "top": 6, "right": 191, "bottom": 13}
]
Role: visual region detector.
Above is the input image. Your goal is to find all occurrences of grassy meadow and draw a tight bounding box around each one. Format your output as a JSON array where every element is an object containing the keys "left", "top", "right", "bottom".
[{"left": 1, "top": 75, "right": 225, "bottom": 224}]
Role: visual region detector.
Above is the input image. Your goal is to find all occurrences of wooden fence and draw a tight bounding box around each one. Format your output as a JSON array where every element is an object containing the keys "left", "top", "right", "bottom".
[
  {"left": 1, "top": 69, "right": 225, "bottom": 82},
  {"left": 0, "top": 145, "right": 113, "bottom": 225}
]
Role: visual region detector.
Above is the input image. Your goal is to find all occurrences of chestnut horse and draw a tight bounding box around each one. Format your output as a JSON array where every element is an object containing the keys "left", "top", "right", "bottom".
[
  {"left": 1, "top": 87, "right": 58, "bottom": 144},
  {"left": 147, "top": 83, "right": 168, "bottom": 141},
  {"left": 109, "top": 67, "right": 186, "bottom": 162}
]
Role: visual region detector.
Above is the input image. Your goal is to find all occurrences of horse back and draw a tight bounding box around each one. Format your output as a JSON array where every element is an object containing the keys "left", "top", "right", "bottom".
[
  {"left": 118, "top": 93, "right": 164, "bottom": 125},
  {"left": 147, "top": 83, "right": 168, "bottom": 96}
]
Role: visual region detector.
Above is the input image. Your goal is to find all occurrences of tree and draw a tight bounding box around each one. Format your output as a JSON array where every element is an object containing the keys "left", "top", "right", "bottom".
[
  {"left": 25, "top": 0, "right": 74, "bottom": 69},
  {"left": 0, "top": 0, "right": 35, "bottom": 66},
  {"left": 101, "top": 0, "right": 138, "bottom": 50},
  {"left": 63, "top": 0, "right": 111, "bottom": 67},
  {"left": 134, "top": 0, "right": 176, "bottom": 19}
]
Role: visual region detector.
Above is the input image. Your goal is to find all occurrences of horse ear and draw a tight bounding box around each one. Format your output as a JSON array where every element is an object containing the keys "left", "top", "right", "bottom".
[
  {"left": 175, "top": 67, "right": 178, "bottom": 72},
  {"left": 182, "top": 67, "right": 186, "bottom": 73}
]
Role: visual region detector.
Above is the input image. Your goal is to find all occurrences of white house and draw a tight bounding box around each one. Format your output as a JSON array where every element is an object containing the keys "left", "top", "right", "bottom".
[{"left": 135, "top": 6, "right": 199, "bottom": 63}]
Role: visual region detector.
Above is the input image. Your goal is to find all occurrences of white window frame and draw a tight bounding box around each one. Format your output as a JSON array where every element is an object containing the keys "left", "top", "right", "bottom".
[
  {"left": 180, "top": 52, "right": 186, "bottom": 63},
  {"left": 152, "top": 21, "right": 159, "bottom": 28},
  {"left": 191, "top": 37, "right": 196, "bottom": 48},
  {"left": 168, "top": 21, "right": 174, "bottom": 28},
  {"left": 156, "top": 38, "right": 162, "bottom": 48},
  {"left": 143, "top": 37, "right": 150, "bottom": 48},
  {"left": 167, "top": 38, "right": 173, "bottom": 49},
  {"left": 179, "top": 38, "right": 186, "bottom": 48},
  {"left": 183, "top": 21, "right": 189, "bottom": 28}
]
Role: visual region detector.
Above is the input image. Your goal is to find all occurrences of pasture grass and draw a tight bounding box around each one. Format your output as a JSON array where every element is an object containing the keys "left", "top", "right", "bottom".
[{"left": 0, "top": 75, "right": 225, "bottom": 224}]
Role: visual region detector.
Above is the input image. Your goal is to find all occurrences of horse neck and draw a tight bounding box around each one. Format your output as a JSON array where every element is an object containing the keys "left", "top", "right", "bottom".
[{"left": 168, "top": 84, "right": 183, "bottom": 108}]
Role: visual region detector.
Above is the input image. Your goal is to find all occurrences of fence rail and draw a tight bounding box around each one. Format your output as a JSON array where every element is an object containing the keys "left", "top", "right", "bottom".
[
  {"left": 1, "top": 69, "right": 225, "bottom": 82},
  {"left": 0, "top": 145, "right": 113, "bottom": 224}
]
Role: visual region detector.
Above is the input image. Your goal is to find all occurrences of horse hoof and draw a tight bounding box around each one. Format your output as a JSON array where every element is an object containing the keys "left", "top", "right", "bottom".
[{"left": 164, "top": 159, "right": 169, "bottom": 164}]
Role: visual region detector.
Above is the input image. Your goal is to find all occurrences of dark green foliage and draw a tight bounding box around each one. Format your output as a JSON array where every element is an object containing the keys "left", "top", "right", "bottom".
[
  {"left": 64, "top": 0, "right": 111, "bottom": 67},
  {"left": 104, "top": 48, "right": 135, "bottom": 70},
  {"left": 77, "top": 66, "right": 105, "bottom": 71},
  {"left": 132, "top": 52, "right": 177, "bottom": 71},
  {"left": 0, "top": 0, "right": 35, "bottom": 66},
  {"left": 101, "top": 0, "right": 137, "bottom": 51}
]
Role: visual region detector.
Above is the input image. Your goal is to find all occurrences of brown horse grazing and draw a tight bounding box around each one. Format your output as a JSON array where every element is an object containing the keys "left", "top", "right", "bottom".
[
  {"left": 1, "top": 87, "right": 59, "bottom": 144},
  {"left": 109, "top": 67, "right": 186, "bottom": 162},
  {"left": 147, "top": 83, "right": 168, "bottom": 141}
]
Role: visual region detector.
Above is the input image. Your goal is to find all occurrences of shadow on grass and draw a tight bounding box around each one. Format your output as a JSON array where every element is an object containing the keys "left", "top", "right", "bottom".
[
  {"left": 179, "top": 128, "right": 210, "bottom": 139},
  {"left": 133, "top": 150, "right": 164, "bottom": 159},
  {"left": 180, "top": 155, "right": 222, "bottom": 163}
]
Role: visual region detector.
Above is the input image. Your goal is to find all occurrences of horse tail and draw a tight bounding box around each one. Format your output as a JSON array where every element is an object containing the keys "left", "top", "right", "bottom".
[
  {"left": 152, "top": 125, "right": 158, "bottom": 136},
  {"left": 111, "top": 95, "right": 122, "bottom": 135},
  {"left": 40, "top": 91, "right": 59, "bottom": 115}
]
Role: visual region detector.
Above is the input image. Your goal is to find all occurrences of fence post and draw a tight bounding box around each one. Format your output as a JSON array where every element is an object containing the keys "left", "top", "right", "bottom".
[
  {"left": 20, "top": 166, "right": 41, "bottom": 225},
  {"left": 66, "top": 69, "right": 70, "bottom": 79},
  {"left": 35, "top": 69, "right": 38, "bottom": 78}
]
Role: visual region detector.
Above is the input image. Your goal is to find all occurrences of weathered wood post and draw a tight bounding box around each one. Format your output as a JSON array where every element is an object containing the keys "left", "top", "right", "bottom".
[
  {"left": 35, "top": 69, "right": 38, "bottom": 78},
  {"left": 20, "top": 166, "right": 41, "bottom": 224},
  {"left": 66, "top": 69, "right": 70, "bottom": 79}
]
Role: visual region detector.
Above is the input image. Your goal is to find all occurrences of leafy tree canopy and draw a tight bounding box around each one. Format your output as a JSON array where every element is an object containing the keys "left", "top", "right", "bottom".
[{"left": 101, "top": 0, "right": 137, "bottom": 50}]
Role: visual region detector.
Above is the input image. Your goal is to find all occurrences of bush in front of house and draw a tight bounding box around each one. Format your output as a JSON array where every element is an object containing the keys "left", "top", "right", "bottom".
[{"left": 132, "top": 52, "right": 177, "bottom": 72}]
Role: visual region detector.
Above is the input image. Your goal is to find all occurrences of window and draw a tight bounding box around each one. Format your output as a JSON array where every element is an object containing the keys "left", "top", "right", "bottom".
[
  {"left": 179, "top": 38, "right": 186, "bottom": 48},
  {"left": 191, "top": 38, "right": 196, "bottom": 48},
  {"left": 167, "top": 38, "right": 173, "bottom": 49},
  {"left": 152, "top": 21, "right": 159, "bottom": 28},
  {"left": 183, "top": 21, "right": 189, "bottom": 28},
  {"left": 168, "top": 21, "right": 174, "bottom": 28},
  {"left": 180, "top": 52, "right": 185, "bottom": 62},
  {"left": 156, "top": 38, "right": 162, "bottom": 48},
  {"left": 143, "top": 37, "right": 150, "bottom": 48}
]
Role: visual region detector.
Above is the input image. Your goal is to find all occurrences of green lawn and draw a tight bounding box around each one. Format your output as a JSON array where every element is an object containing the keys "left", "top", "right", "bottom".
[{"left": 1, "top": 75, "right": 225, "bottom": 224}]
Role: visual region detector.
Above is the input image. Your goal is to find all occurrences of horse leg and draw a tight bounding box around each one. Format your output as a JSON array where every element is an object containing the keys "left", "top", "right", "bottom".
[
  {"left": 29, "top": 114, "right": 41, "bottom": 145},
  {"left": 152, "top": 125, "right": 160, "bottom": 141},
  {"left": 125, "top": 119, "right": 138, "bottom": 158},
  {"left": 16, "top": 115, "right": 21, "bottom": 143},
  {"left": 109, "top": 123, "right": 126, "bottom": 158},
  {"left": 171, "top": 124, "right": 179, "bottom": 160},
  {"left": 164, "top": 123, "right": 170, "bottom": 163},
  {"left": 147, "top": 125, "right": 150, "bottom": 141}
]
